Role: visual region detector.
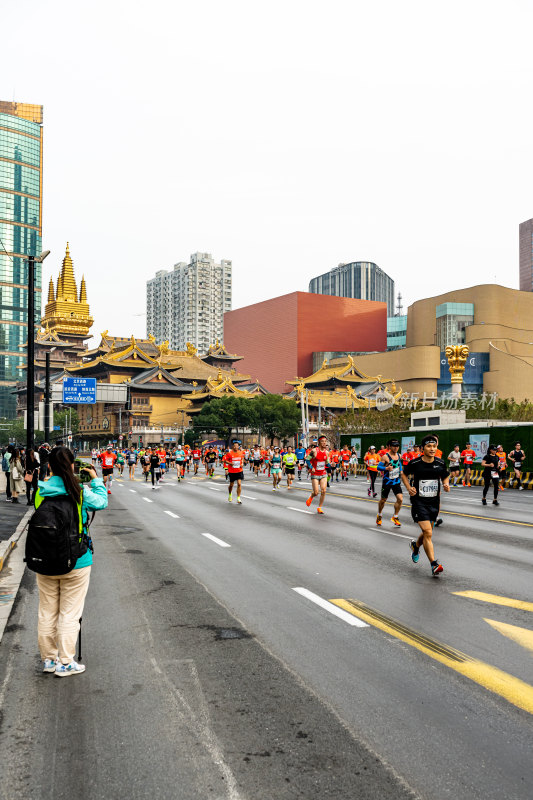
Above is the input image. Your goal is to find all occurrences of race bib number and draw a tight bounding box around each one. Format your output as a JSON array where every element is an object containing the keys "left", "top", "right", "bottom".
[
  {"left": 231, "top": 460, "right": 241, "bottom": 469},
  {"left": 491, "top": 471, "right": 499, "bottom": 479},
  {"left": 315, "top": 461, "right": 325, "bottom": 470},
  {"left": 419, "top": 479, "right": 438, "bottom": 498},
  {"left": 515, "top": 462, "right": 522, "bottom": 469},
  {"left": 389, "top": 467, "right": 400, "bottom": 480}
]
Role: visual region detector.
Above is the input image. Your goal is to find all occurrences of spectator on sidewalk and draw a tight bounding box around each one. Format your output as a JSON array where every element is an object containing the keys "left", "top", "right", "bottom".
[
  {"left": 38, "top": 443, "right": 51, "bottom": 481},
  {"left": 2, "top": 445, "right": 14, "bottom": 502},
  {"left": 34, "top": 446, "right": 108, "bottom": 676},
  {"left": 9, "top": 448, "right": 25, "bottom": 504},
  {"left": 24, "top": 448, "right": 40, "bottom": 506}
]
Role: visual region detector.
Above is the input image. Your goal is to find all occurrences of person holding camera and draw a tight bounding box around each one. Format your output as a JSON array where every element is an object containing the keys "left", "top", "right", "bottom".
[{"left": 33, "top": 447, "right": 108, "bottom": 676}]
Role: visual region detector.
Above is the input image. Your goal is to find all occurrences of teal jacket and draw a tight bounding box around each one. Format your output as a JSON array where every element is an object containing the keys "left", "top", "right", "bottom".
[{"left": 35, "top": 476, "right": 108, "bottom": 569}]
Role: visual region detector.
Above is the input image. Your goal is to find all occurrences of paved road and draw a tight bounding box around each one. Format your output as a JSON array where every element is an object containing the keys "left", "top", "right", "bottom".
[{"left": 0, "top": 464, "right": 532, "bottom": 799}]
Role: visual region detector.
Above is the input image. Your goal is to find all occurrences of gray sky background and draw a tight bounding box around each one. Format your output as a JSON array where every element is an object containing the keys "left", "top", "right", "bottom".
[{"left": 2, "top": 0, "right": 532, "bottom": 345}]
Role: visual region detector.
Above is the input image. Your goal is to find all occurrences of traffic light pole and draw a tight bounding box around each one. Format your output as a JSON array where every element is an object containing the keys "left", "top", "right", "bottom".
[{"left": 26, "top": 255, "right": 35, "bottom": 455}]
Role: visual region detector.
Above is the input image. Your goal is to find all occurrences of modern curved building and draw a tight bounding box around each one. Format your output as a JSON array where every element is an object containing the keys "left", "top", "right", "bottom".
[
  {"left": 0, "top": 101, "right": 43, "bottom": 418},
  {"left": 309, "top": 261, "right": 395, "bottom": 316}
]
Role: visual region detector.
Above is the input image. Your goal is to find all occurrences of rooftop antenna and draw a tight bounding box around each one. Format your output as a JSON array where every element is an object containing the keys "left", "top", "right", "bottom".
[{"left": 396, "top": 292, "right": 403, "bottom": 316}]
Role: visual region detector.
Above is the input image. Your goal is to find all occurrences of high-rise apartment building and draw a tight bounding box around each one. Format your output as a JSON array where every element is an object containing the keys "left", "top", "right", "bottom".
[
  {"left": 146, "top": 252, "right": 232, "bottom": 353},
  {"left": 309, "top": 261, "right": 395, "bottom": 316},
  {"left": 519, "top": 217, "right": 533, "bottom": 292},
  {"left": 0, "top": 101, "right": 43, "bottom": 418}
]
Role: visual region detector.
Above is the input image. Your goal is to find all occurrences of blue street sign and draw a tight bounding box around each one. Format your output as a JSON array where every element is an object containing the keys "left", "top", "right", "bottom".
[
  {"left": 62, "top": 377, "right": 97, "bottom": 404},
  {"left": 53, "top": 425, "right": 61, "bottom": 430}
]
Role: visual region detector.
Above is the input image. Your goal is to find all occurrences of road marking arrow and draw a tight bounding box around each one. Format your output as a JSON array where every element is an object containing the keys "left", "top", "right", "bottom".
[{"left": 485, "top": 619, "right": 533, "bottom": 654}]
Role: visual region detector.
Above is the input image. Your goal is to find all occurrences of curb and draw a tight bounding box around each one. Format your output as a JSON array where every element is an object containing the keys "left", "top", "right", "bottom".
[{"left": 0, "top": 509, "right": 32, "bottom": 574}]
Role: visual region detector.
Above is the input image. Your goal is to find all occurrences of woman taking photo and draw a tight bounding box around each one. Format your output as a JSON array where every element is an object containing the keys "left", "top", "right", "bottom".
[
  {"left": 24, "top": 447, "right": 40, "bottom": 505},
  {"left": 34, "top": 446, "right": 107, "bottom": 676},
  {"left": 9, "top": 448, "right": 25, "bottom": 504}
]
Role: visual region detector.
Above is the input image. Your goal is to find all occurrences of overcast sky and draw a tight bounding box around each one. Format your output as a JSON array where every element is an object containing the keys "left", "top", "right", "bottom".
[{"left": 3, "top": 0, "right": 533, "bottom": 344}]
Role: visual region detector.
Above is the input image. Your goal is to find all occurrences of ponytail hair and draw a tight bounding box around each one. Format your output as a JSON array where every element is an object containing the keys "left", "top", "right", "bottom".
[{"left": 48, "top": 446, "right": 81, "bottom": 505}]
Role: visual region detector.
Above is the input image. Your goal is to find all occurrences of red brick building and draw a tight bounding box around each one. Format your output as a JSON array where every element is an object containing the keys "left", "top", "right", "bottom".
[{"left": 224, "top": 292, "right": 387, "bottom": 393}]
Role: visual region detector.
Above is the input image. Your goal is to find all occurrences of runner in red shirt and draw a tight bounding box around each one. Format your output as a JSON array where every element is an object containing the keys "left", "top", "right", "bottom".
[
  {"left": 101, "top": 444, "right": 117, "bottom": 494},
  {"left": 340, "top": 445, "right": 351, "bottom": 481},
  {"left": 461, "top": 446, "right": 476, "bottom": 486},
  {"left": 191, "top": 445, "right": 202, "bottom": 475},
  {"left": 305, "top": 435, "right": 329, "bottom": 514},
  {"left": 222, "top": 440, "right": 246, "bottom": 504},
  {"left": 329, "top": 448, "right": 341, "bottom": 482}
]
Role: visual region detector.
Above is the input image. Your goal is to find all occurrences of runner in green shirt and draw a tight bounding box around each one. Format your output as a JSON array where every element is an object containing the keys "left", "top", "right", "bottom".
[{"left": 282, "top": 446, "right": 298, "bottom": 490}]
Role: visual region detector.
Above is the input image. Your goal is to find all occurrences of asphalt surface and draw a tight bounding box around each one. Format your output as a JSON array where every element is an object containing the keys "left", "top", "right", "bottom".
[{"left": 0, "top": 463, "right": 532, "bottom": 799}]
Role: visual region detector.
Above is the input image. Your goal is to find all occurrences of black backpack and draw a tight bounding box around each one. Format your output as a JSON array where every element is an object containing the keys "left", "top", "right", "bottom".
[{"left": 25, "top": 495, "right": 88, "bottom": 576}]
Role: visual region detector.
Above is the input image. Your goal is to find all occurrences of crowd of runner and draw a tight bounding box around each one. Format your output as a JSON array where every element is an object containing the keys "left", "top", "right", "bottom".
[{"left": 86, "top": 436, "right": 527, "bottom": 579}]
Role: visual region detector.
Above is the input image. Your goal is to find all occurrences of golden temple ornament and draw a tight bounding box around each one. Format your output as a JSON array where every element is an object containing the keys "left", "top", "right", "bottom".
[{"left": 445, "top": 345, "right": 469, "bottom": 384}]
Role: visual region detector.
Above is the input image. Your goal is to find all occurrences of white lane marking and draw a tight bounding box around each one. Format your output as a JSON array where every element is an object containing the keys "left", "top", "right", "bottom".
[
  {"left": 240, "top": 494, "right": 256, "bottom": 500},
  {"left": 202, "top": 533, "right": 231, "bottom": 548},
  {"left": 129, "top": 489, "right": 137, "bottom": 493},
  {"left": 287, "top": 506, "right": 313, "bottom": 515},
  {"left": 208, "top": 486, "right": 222, "bottom": 492},
  {"left": 143, "top": 497, "right": 153, "bottom": 503},
  {"left": 292, "top": 588, "right": 369, "bottom": 628},
  {"left": 164, "top": 510, "right": 180, "bottom": 518},
  {"left": 366, "top": 527, "right": 411, "bottom": 540}
]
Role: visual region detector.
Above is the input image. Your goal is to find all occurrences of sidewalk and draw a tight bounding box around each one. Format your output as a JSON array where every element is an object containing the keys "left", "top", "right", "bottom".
[{"left": 0, "top": 471, "right": 32, "bottom": 571}]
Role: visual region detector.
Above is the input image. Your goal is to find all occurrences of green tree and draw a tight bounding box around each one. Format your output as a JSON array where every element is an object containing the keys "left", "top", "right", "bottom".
[
  {"left": 330, "top": 405, "right": 412, "bottom": 439},
  {"left": 253, "top": 394, "right": 300, "bottom": 444},
  {"left": 193, "top": 396, "right": 258, "bottom": 446}
]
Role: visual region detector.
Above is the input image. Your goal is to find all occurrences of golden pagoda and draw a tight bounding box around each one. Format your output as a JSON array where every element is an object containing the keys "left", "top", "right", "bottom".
[{"left": 42, "top": 243, "right": 93, "bottom": 338}]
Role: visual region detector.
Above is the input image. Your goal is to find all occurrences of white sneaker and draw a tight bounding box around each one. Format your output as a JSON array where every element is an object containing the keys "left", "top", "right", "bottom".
[
  {"left": 43, "top": 658, "right": 58, "bottom": 673},
  {"left": 237, "top": 497, "right": 242, "bottom": 504},
  {"left": 55, "top": 661, "right": 86, "bottom": 677},
  {"left": 519, "top": 485, "right": 524, "bottom": 490}
]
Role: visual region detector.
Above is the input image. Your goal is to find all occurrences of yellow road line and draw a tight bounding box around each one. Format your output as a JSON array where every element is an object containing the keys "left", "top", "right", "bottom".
[
  {"left": 330, "top": 599, "right": 533, "bottom": 715},
  {"left": 485, "top": 619, "right": 533, "bottom": 654},
  {"left": 453, "top": 591, "right": 533, "bottom": 613},
  {"left": 249, "top": 481, "right": 533, "bottom": 528}
]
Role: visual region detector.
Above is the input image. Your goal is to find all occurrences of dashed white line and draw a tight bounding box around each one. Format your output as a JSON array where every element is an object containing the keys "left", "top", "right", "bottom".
[
  {"left": 366, "top": 527, "right": 411, "bottom": 540},
  {"left": 202, "top": 533, "right": 231, "bottom": 548},
  {"left": 207, "top": 486, "right": 222, "bottom": 492},
  {"left": 240, "top": 494, "right": 257, "bottom": 500},
  {"left": 287, "top": 506, "right": 313, "bottom": 515},
  {"left": 143, "top": 497, "right": 153, "bottom": 503},
  {"left": 129, "top": 489, "right": 137, "bottom": 493},
  {"left": 164, "top": 510, "right": 180, "bottom": 518},
  {"left": 292, "top": 588, "right": 369, "bottom": 628}
]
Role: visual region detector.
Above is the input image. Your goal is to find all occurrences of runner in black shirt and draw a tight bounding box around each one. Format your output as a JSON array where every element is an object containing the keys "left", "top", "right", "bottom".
[
  {"left": 508, "top": 442, "right": 526, "bottom": 490},
  {"left": 481, "top": 446, "right": 500, "bottom": 506},
  {"left": 401, "top": 434, "right": 450, "bottom": 577}
]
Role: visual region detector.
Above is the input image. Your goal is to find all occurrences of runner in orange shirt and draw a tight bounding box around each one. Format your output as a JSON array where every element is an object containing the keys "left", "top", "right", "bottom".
[
  {"left": 364, "top": 446, "right": 380, "bottom": 498},
  {"left": 461, "top": 445, "right": 477, "bottom": 486},
  {"left": 222, "top": 440, "right": 246, "bottom": 503},
  {"left": 101, "top": 444, "right": 117, "bottom": 494},
  {"left": 330, "top": 447, "right": 341, "bottom": 482}
]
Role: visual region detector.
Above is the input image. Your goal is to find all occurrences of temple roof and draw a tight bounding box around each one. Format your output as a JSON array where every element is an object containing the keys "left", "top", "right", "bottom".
[
  {"left": 127, "top": 366, "right": 195, "bottom": 392},
  {"left": 202, "top": 340, "right": 243, "bottom": 363},
  {"left": 286, "top": 355, "right": 380, "bottom": 387}
]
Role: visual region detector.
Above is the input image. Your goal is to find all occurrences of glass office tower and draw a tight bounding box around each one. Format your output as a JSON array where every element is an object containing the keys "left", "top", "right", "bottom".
[
  {"left": 309, "top": 261, "right": 395, "bottom": 316},
  {"left": 0, "top": 101, "right": 43, "bottom": 418}
]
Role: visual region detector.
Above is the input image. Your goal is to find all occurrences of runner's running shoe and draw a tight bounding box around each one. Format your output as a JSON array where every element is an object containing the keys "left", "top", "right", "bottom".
[
  {"left": 492, "top": 499, "right": 499, "bottom": 505},
  {"left": 410, "top": 540, "right": 419, "bottom": 563},
  {"left": 391, "top": 516, "right": 401, "bottom": 527},
  {"left": 306, "top": 496, "right": 313, "bottom": 507},
  {"left": 435, "top": 518, "right": 443, "bottom": 526},
  {"left": 431, "top": 562, "right": 444, "bottom": 576},
  {"left": 237, "top": 497, "right": 242, "bottom": 504},
  {"left": 317, "top": 507, "right": 324, "bottom": 514},
  {"left": 376, "top": 514, "right": 382, "bottom": 526},
  {"left": 228, "top": 494, "right": 232, "bottom": 502}
]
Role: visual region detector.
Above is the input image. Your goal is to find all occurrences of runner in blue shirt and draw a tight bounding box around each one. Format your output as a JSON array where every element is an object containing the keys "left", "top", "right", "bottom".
[
  {"left": 376, "top": 438, "right": 403, "bottom": 528},
  {"left": 295, "top": 446, "right": 306, "bottom": 480}
]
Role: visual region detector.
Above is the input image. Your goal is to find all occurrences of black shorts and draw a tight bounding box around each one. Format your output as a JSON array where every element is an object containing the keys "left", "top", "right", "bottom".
[
  {"left": 285, "top": 467, "right": 295, "bottom": 475},
  {"left": 381, "top": 482, "right": 402, "bottom": 500},
  {"left": 229, "top": 471, "right": 244, "bottom": 482},
  {"left": 411, "top": 500, "right": 439, "bottom": 524},
  {"left": 449, "top": 465, "right": 461, "bottom": 472},
  {"left": 102, "top": 468, "right": 114, "bottom": 477},
  {"left": 253, "top": 459, "right": 261, "bottom": 466}
]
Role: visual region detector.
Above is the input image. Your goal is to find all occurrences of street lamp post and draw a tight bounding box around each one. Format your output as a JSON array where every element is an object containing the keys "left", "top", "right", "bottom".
[
  {"left": 26, "top": 250, "right": 50, "bottom": 454},
  {"left": 44, "top": 345, "right": 56, "bottom": 443}
]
